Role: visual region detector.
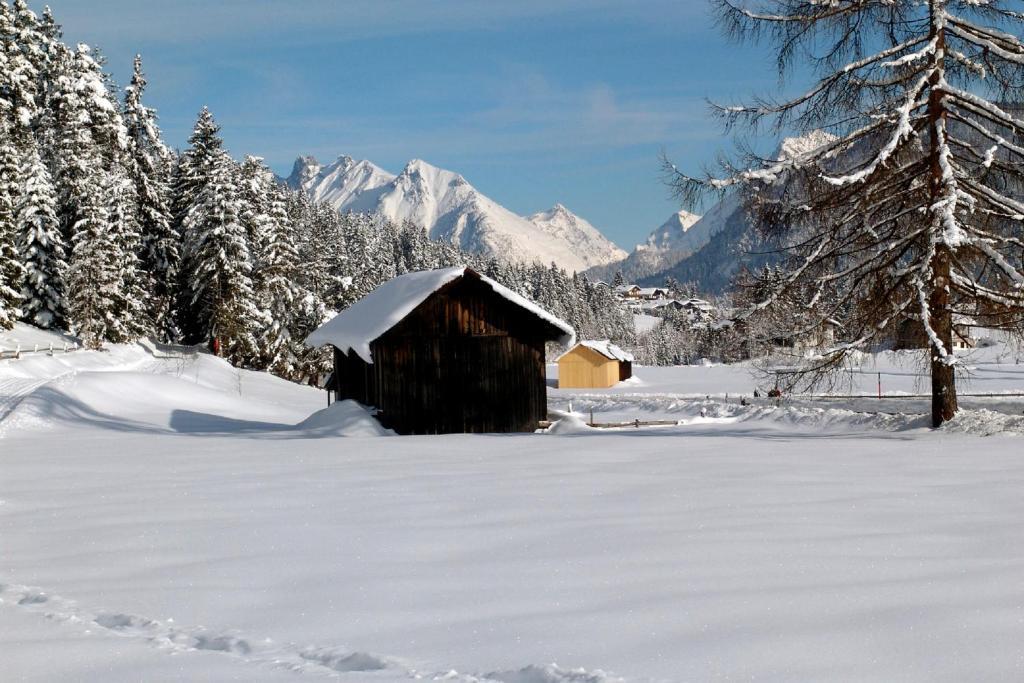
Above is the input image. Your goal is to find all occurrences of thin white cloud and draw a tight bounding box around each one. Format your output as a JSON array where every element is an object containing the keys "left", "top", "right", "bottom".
[{"left": 48, "top": 0, "right": 706, "bottom": 49}]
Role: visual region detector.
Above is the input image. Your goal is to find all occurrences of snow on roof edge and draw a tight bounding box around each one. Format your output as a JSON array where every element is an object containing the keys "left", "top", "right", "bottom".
[
  {"left": 558, "top": 339, "right": 634, "bottom": 363},
  {"left": 305, "top": 266, "right": 575, "bottom": 363}
]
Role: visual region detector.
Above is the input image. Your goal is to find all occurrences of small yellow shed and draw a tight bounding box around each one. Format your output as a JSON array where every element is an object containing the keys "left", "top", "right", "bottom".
[{"left": 557, "top": 340, "right": 633, "bottom": 389}]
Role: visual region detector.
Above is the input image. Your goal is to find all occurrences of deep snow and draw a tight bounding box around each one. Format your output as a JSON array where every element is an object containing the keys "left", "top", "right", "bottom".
[{"left": 3, "top": 324, "right": 1024, "bottom": 681}]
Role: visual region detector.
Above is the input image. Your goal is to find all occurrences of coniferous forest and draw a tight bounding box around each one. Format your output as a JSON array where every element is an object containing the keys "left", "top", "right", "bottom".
[{"left": 0, "top": 1, "right": 635, "bottom": 382}]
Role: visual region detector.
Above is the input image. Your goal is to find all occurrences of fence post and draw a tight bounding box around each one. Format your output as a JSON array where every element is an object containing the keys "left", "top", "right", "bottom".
[{"left": 877, "top": 372, "right": 882, "bottom": 399}]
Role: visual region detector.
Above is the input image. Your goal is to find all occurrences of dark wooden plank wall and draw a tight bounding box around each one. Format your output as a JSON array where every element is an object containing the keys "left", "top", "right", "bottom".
[
  {"left": 619, "top": 360, "right": 633, "bottom": 382},
  {"left": 333, "top": 275, "right": 558, "bottom": 434},
  {"left": 333, "top": 347, "right": 373, "bottom": 404}
]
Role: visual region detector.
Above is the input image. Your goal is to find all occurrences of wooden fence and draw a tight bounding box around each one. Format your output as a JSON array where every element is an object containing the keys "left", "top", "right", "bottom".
[{"left": 0, "top": 341, "right": 78, "bottom": 359}]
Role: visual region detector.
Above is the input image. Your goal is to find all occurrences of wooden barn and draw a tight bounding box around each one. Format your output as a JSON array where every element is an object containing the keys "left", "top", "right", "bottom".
[
  {"left": 306, "top": 266, "right": 575, "bottom": 435},
  {"left": 557, "top": 340, "right": 633, "bottom": 389}
]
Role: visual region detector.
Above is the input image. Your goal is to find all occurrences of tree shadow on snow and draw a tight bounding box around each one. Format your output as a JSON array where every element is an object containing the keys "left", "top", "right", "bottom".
[
  {"left": 168, "top": 410, "right": 295, "bottom": 435},
  {"left": 11, "top": 386, "right": 304, "bottom": 438}
]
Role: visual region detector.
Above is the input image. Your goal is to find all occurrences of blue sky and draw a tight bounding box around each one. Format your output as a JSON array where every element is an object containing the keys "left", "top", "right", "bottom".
[{"left": 46, "top": 0, "right": 787, "bottom": 249}]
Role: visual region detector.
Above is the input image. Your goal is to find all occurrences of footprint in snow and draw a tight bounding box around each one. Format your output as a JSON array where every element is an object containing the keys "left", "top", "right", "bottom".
[
  {"left": 93, "top": 612, "right": 156, "bottom": 631},
  {"left": 300, "top": 647, "right": 390, "bottom": 672},
  {"left": 17, "top": 592, "right": 48, "bottom": 605},
  {"left": 190, "top": 633, "right": 252, "bottom": 655}
]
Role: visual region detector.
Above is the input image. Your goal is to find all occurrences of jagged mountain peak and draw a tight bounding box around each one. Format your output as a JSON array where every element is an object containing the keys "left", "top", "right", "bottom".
[
  {"left": 776, "top": 129, "right": 838, "bottom": 161},
  {"left": 290, "top": 153, "right": 625, "bottom": 271},
  {"left": 642, "top": 210, "right": 702, "bottom": 251},
  {"left": 287, "top": 155, "right": 322, "bottom": 189}
]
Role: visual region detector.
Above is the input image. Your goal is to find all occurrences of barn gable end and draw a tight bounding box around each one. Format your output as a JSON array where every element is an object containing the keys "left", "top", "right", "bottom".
[{"left": 309, "top": 267, "right": 574, "bottom": 435}]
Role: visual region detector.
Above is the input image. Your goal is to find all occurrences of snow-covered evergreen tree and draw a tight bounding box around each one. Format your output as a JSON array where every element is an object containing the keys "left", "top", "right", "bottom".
[
  {"left": 105, "top": 166, "right": 150, "bottom": 339},
  {"left": 173, "top": 106, "right": 225, "bottom": 340},
  {"left": 237, "top": 155, "right": 306, "bottom": 371},
  {"left": 3, "top": 0, "right": 41, "bottom": 144},
  {"left": 124, "top": 54, "right": 177, "bottom": 340},
  {"left": 17, "top": 139, "right": 65, "bottom": 328},
  {"left": 260, "top": 184, "right": 305, "bottom": 374},
  {"left": 65, "top": 172, "right": 120, "bottom": 348},
  {"left": 181, "top": 144, "right": 262, "bottom": 364},
  {"left": 0, "top": 127, "right": 25, "bottom": 329},
  {"left": 51, "top": 43, "right": 125, "bottom": 236}
]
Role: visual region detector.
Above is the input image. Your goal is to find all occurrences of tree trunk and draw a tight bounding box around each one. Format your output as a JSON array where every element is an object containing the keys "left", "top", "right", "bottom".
[
  {"left": 928, "top": 245, "right": 958, "bottom": 428},
  {"left": 927, "top": 0, "right": 958, "bottom": 428}
]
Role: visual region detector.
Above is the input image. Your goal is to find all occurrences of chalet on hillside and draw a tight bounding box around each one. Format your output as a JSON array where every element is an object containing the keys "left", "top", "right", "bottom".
[
  {"left": 615, "top": 284, "right": 642, "bottom": 299},
  {"left": 557, "top": 340, "right": 633, "bottom": 389},
  {"left": 637, "top": 287, "right": 668, "bottom": 301},
  {"left": 306, "top": 267, "right": 575, "bottom": 435}
]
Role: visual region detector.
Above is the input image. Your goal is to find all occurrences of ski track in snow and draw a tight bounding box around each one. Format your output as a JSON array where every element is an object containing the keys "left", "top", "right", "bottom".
[
  {"left": 0, "top": 355, "right": 167, "bottom": 438},
  {"left": 0, "top": 372, "right": 77, "bottom": 436},
  {"left": 0, "top": 582, "right": 623, "bottom": 683}
]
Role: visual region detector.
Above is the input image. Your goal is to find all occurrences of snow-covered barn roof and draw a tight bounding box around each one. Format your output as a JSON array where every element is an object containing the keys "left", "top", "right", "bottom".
[
  {"left": 305, "top": 266, "right": 575, "bottom": 363},
  {"left": 560, "top": 340, "right": 634, "bottom": 363}
]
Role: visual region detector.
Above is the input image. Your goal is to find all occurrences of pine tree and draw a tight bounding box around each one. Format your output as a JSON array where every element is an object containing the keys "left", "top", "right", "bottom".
[
  {"left": 181, "top": 146, "right": 261, "bottom": 363},
  {"left": 173, "top": 106, "right": 224, "bottom": 340},
  {"left": 50, "top": 43, "right": 139, "bottom": 344},
  {"left": 237, "top": 155, "right": 303, "bottom": 370},
  {"left": 65, "top": 172, "right": 120, "bottom": 347},
  {"left": 261, "top": 184, "right": 305, "bottom": 374},
  {"left": 51, "top": 44, "right": 125, "bottom": 239},
  {"left": 105, "top": 166, "right": 150, "bottom": 339},
  {"left": 124, "top": 54, "right": 177, "bottom": 340},
  {"left": 17, "top": 139, "right": 65, "bottom": 328},
  {"left": 3, "top": 0, "right": 41, "bottom": 144},
  {"left": 667, "top": 0, "right": 1024, "bottom": 428},
  {"left": 0, "top": 128, "right": 25, "bottom": 329}
]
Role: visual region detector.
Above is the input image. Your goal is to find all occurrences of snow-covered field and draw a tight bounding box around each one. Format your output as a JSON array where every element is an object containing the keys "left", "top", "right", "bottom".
[{"left": 3, "top": 324, "right": 1024, "bottom": 681}]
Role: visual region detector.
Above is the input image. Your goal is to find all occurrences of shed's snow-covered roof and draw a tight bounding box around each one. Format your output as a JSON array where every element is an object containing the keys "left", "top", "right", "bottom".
[
  {"left": 561, "top": 340, "right": 634, "bottom": 363},
  {"left": 305, "top": 266, "right": 575, "bottom": 363}
]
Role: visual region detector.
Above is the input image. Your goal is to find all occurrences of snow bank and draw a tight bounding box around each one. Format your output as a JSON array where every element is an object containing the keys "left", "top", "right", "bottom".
[
  {"left": 543, "top": 411, "right": 597, "bottom": 435},
  {"left": 297, "top": 400, "right": 393, "bottom": 437}
]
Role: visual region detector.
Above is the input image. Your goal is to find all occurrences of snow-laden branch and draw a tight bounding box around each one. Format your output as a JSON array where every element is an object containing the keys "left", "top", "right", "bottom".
[
  {"left": 948, "top": 16, "right": 1024, "bottom": 65},
  {"left": 720, "top": 36, "right": 929, "bottom": 118},
  {"left": 820, "top": 73, "right": 932, "bottom": 186}
]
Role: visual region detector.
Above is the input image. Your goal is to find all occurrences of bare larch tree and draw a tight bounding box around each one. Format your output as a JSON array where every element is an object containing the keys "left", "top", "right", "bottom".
[{"left": 668, "top": 0, "right": 1024, "bottom": 427}]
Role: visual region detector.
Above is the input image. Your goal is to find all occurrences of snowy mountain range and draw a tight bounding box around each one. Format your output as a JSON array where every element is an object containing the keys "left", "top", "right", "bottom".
[
  {"left": 590, "top": 131, "right": 837, "bottom": 293},
  {"left": 287, "top": 156, "right": 627, "bottom": 272}
]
